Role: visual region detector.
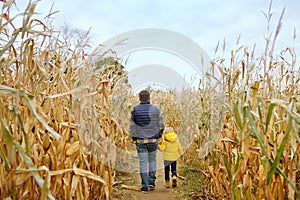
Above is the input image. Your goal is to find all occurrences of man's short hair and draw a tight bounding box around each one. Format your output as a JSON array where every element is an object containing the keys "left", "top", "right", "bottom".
[{"left": 139, "top": 90, "right": 150, "bottom": 102}]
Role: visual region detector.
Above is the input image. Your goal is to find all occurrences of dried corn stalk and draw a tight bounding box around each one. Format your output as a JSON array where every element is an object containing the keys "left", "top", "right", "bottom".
[{"left": 0, "top": 1, "right": 131, "bottom": 199}]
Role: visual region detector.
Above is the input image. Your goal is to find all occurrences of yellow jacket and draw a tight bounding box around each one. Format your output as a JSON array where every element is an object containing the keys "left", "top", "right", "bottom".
[{"left": 158, "top": 132, "right": 184, "bottom": 161}]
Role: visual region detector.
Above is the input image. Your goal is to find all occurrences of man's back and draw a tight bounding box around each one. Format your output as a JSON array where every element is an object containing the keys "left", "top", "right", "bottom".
[{"left": 130, "top": 102, "right": 163, "bottom": 139}]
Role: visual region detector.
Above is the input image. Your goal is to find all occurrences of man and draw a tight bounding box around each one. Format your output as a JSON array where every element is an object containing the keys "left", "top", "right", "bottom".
[{"left": 130, "top": 90, "right": 164, "bottom": 193}]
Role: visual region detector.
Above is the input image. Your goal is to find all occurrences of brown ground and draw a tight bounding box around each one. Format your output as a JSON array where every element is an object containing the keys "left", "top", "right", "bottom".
[
  {"left": 112, "top": 150, "right": 181, "bottom": 200},
  {"left": 112, "top": 169, "right": 180, "bottom": 200}
]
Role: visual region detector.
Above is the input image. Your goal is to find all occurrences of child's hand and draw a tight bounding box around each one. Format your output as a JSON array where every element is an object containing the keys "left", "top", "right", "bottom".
[{"left": 180, "top": 156, "right": 184, "bottom": 162}]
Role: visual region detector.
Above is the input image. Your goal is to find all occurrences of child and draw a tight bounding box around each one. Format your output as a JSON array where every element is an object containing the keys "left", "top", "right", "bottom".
[{"left": 158, "top": 127, "right": 184, "bottom": 188}]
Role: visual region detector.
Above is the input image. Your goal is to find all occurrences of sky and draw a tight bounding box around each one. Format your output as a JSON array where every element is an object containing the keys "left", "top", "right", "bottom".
[
  {"left": 25, "top": 0, "right": 299, "bottom": 55},
  {"left": 12, "top": 0, "right": 300, "bottom": 90}
]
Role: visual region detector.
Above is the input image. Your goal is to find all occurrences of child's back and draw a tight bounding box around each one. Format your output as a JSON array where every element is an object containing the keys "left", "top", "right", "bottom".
[
  {"left": 158, "top": 127, "right": 184, "bottom": 188},
  {"left": 158, "top": 131, "right": 184, "bottom": 161}
]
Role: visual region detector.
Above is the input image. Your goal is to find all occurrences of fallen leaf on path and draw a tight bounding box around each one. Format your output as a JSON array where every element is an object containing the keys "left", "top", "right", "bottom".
[{"left": 121, "top": 184, "right": 140, "bottom": 191}]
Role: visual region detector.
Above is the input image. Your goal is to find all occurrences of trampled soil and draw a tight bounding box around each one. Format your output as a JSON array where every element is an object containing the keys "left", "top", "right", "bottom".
[
  {"left": 112, "top": 150, "right": 181, "bottom": 200},
  {"left": 112, "top": 169, "right": 180, "bottom": 200}
]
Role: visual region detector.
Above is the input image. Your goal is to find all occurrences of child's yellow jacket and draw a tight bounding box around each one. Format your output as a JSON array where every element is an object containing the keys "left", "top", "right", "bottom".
[{"left": 158, "top": 132, "right": 184, "bottom": 161}]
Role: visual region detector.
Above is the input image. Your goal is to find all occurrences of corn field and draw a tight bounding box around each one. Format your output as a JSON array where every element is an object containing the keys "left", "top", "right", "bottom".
[
  {"left": 0, "top": 1, "right": 299, "bottom": 200},
  {"left": 198, "top": 6, "right": 300, "bottom": 199},
  {"left": 0, "top": 1, "right": 131, "bottom": 199}
]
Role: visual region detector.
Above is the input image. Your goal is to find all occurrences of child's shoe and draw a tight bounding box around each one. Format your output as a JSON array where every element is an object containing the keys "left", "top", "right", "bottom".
[
  {"left": 165, "top": 181, "right": 170, "bottom": 188},
  {"left": 172, "top": 176, "right": 177, "bottom": 188}
]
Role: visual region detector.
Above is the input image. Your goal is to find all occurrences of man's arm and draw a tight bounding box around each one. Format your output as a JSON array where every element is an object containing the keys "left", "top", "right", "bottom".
[
  {"left": 129, "top": 110, "right": 137, "bottom": 141},
  {"left": 158, "top": 109, "right": 164, "bottom": 137}
]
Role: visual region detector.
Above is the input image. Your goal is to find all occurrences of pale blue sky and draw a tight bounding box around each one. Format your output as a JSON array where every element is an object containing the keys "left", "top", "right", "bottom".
[
  {"left": 24, "top": 0, "right": 299, "bottom": 57},
  {"left": 13, "top": 0, "right": 300, "bottom": 56},
  {"left": 13, "top": 0, "right": 300, "bottom": 89}
]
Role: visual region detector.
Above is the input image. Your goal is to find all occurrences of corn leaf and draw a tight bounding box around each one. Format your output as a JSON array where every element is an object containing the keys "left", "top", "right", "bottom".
[
  {"left": 0, "top": 145, "right": 10, "bottom": 171},
  {"left": 247, "top": 107, "right": 268, "bottom": 157},
  {"left": 234, "top": 101, "right": 242, "bottom": 131},
  {"left": 0, "top": 29, "right": 20, "bottom": 58},
  {"left": 223, "top": 156, "right": 232, "bottom": 180},
  {"left": 0, "top": 117, "right": 14, "bottom": 171},
  {"left": 264, "top": 103, "right": 276, "bottom": 134},
  {"left": 231, "top": 153, "right": 242, "bottom": 199},
  {"left": 14, "top": 143, "right": 55, "bottom": 200},
  {"left": 20, "top": 90, "right": 61, "bottom": 139},
  {"left": 267, "top": 128, "right": 289, "bottom": 184}
]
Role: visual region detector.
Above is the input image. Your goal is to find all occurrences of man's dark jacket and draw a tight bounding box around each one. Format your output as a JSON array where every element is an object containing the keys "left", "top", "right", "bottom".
[{"left": 130, "top": 102, "right": 164, "bottom": 140}]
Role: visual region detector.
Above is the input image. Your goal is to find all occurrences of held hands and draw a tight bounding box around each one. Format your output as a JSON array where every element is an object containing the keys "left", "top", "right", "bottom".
[
  {"left": 158, "top": 137, "right": 163, "bottom": 143},
  {"left": 131, "top": 136, "right": 137, "bottom": 144},
  {"left": 158, "top": 134, "right": 164, "bottom": 143},
  {"left": 159, "top": 128, "right": 164, "bottom": 138},
  {"left": 158, "top": 129, "right": 164, "bottom": 144}
]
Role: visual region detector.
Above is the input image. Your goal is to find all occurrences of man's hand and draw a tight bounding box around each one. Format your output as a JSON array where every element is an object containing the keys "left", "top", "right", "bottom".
[
  {"left": 158, "top": 137, "right": 163, "bottom": 143},
  {"left": 131, "top": 137, "right": 137, "bottom": 144}
]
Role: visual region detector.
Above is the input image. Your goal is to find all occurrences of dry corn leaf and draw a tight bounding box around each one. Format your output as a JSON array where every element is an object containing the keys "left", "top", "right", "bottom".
[
  {"left": 83, "top": 177, "right": 89, "bottom": 200},
  {"left": 15, "top": 172, "right": 32, "bottom": 186},
  {"left": 73, "top": 167, "right": 106, "bottom": 184},
  {"left": 120, "top": 184, "right": 140, "bottom": 191},
  {"left": 76, "top": 179, "right": 84, "bottom": 200},
  {"left": 63, "top": 177, "right": 71, "bottom": 200},
  {"left": 48, "top": 86, "right": 91, "bottom": 99},
  {"left": 70, "top": 175, "right": 80, "bottom": 197},
  {"left": 66, "top": 141, "right": 80, "bottom": 156},
  {"left": 50, "top": 167, "right": 106, "bottom": 184}
]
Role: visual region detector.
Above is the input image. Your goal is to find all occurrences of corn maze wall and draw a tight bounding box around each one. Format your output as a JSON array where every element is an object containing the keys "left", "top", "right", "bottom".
[
  {"left": 0, "top": 1, "right": 299, "bottom": 200},
  {"left": 0, "top": 1, "right": 131, "bottom": 199}
]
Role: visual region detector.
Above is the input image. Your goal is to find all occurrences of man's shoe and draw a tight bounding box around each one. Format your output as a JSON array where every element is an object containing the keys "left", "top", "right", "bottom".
[
  {"left": 149, "top": 185, "right": 155, "bottom": 190},
  {"left": 141, "top": 190, "right": 148, "bottom": 194},
  {"left": 172, "top": 176, "right": 177, "bottom": 188},
  {"left": 165, "top": 181, "right": 170, "bottom": 188},
  {"left": 141, "top": 187, "right": 148, "bottom": 194},
  {"left": 149, "top": 181, "right": 155, "bottom": 190}
]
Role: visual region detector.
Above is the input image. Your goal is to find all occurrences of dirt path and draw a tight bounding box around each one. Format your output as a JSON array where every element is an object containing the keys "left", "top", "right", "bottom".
[
  {"left": 113, "top": 169, "right": 180, "bottom": 200},
  {"left": 112, "top": 151, "right": 181, "bottom": 200}
]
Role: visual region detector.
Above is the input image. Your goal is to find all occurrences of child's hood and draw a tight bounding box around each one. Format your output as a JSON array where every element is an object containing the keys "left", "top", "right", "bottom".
[{"left": 164, "top": 132, "right": 178, "bottom": 142}]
